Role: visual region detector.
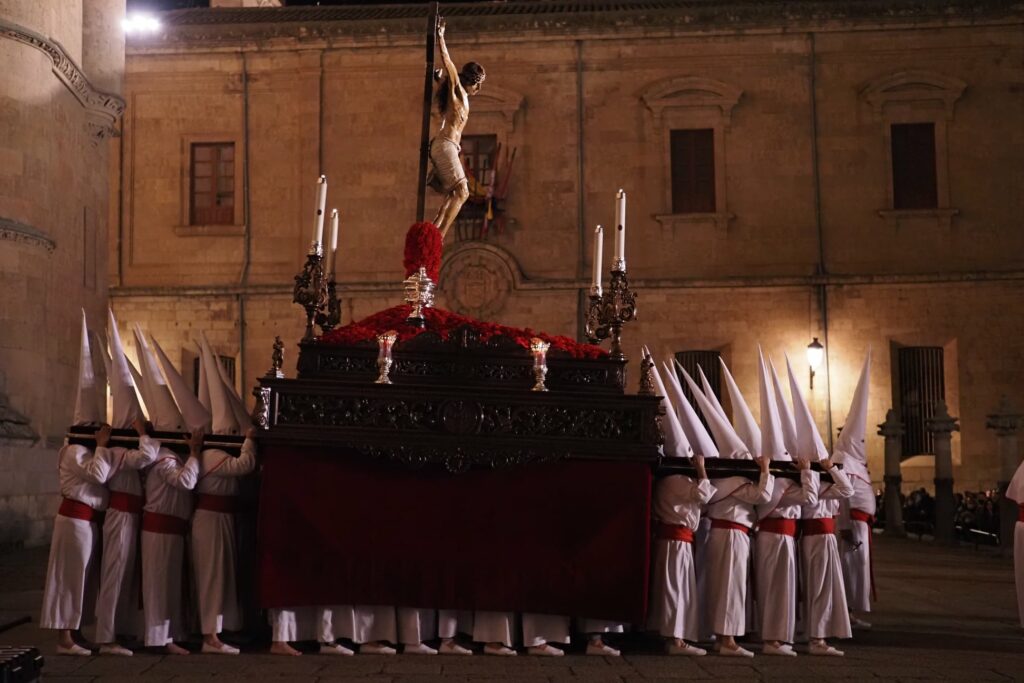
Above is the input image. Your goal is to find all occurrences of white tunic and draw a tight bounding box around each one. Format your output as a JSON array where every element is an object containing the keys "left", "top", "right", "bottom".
[
  {"left": 838, "top": 472, "right": 876, "bottom": 613},
  {"left": 521, "top": 613, "right": 570, "bottom": 646},
  {"left": 754, "top": 471, "right": 817, "bottom": 643},
  {"left": 141, "top": 449, "right": 199, "bottom": 646},
  {"left": 341, "top": 606, "right": 397, "bottom": 644},
  {"left": 1005, "top": 460, "right": 1024, "bottom": 628},
  {"left": 646, "top": 475, "right": 715, "bottom": 640},
  {"left": 192, "top": 440, "right": 256, "bottom": 635},
  {"left": 40, "top": 444, "right": 114, "bottom": 630},
  {"left": 472, "top": 611, "right": 515, "bottom": 646},
  {"left": 397, "top": 608, "right": 437, "bottom": 645},
  {"left": 800, "top": 467, "right": 854, "bottom": 640},
  {"left": 271, "top": 605, "right": 355, "bottom": 643},
  {"left": 704, "top": 473, "right": 774, "bottom": 636},
  {"left": 94, "top": 438, "right": 160, "bottom": 643},
  {"left": 437, "top": 610, "right": 472, "bottom": 639}
]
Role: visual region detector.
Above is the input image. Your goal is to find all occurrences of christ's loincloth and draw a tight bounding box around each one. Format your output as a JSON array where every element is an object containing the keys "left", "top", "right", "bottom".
[{"left": 427, "top": 138, "right": 467, "bottom": 194}]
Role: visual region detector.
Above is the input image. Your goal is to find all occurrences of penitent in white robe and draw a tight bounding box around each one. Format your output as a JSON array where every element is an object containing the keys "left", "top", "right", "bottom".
[
  {"left": 704, "top": 473, "right": 774, "bottom": 637},
  {"left": 694, "top": 515, "right": 713, "bottom": 640},
  {"left": 271, "top": 605, "right": 355, "bottom": 643},
  {"left": 438, "top": 610, "right": 472, "bottom": 639},
  {"left": 754, "top": 471, "right": 817, "bottom": 644},
  {"left": 40, "top": 444, "right": 115, "bottom": 631},
  {"left": 191, "top": 439, "right": 256, "bottom": 635},
  {"left": 646, "top": 474, "right": 715, "bottom": 641},
  {"left": 141, "top": 449, "right": 199, "bottom": 647},
  {"left": 800, "top": 467, "right": 854, "bottom": 640},
  {"left": 838, "top": 472, "right": 876, "bottom": 614},
  {"left": 342, "top": 606, "right": 396, "bottom": 644},
  {"left": 397, "top": 608, "right": 436, "bottom": 645},
  {"left": 521, "top": 613, "right": 570, "bottom": 647},
  {"left": 472, "top": 611, "right": 515, "bottom": 647},
  {"left": 94, "top": 438, "right": 160, "bottom": 643},
  {"left": 1005, "top": 460, "right": 1024, "bottom": 628}
]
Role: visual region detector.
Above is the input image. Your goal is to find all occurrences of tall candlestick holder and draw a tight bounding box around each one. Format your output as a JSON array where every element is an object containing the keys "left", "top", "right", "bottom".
[
  {"left": 293, "top": 243, "right": 329, "bottom": 341},
  {"left": 584, "top": 268, "right": 637, "bottom": 361},
  {"left": 403, "top": 266, "right": 435, "bottom": 328}
]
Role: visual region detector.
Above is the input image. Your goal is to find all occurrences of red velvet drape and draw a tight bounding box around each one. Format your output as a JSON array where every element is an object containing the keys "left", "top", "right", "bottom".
[{"left": 257, "top": 446, "right": 651, "bottom": 624}]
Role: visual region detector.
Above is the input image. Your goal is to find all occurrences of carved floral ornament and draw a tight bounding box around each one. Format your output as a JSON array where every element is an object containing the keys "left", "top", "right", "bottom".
[
  {"left": 640, "top": 75, "right": 743, "bottom": 126},
  {"left": 0, "top": 18, "right": 125, "bottom": 142},
  {"left": 861, "top": 70, "right": 966, "bottom": 120}
]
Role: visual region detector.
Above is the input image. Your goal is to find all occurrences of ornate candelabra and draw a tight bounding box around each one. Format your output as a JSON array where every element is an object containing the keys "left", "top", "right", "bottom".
[
  {"left": 584, "top": 268, "right": 637, "bottom": 360},
  {"left": 316, "top": 278, "right": 343, "bottom": 334},
  {"left": 404, "top": 266, "right": 435, "bottom": 328},
  {"left": 530, "top": 338, "right": 550, "bottom": 392},
  {"left": 293, "top": 243, "right": 330, "bottom": 341},
  {"left": 375, "top": 330, "right": 398, "bottom": 384}
]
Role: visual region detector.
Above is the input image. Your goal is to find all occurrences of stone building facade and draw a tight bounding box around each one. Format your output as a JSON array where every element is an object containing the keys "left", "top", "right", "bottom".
[
  {"left": 0, "top": 0, "right": 125, "bottom": 544},
  {"left": 111, "top": 0, "right": 1023, "bottom": 502}
]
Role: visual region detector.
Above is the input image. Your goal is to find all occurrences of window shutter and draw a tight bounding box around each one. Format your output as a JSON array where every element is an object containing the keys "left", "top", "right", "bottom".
[{"left": 891, "top": 123, "right": 938, "bottom": 210}]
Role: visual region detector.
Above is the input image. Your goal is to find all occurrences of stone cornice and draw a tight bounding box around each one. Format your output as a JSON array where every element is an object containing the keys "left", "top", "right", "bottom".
[
  {"left": 0, "top": 17, "right": 125, "bottom": 142},
  {"left": 109, "top": 267, "right": 1024, "bottom": 299},
  {"left": 127, "top": 0, "right": 1024, "bottom": 52},
  {"left": 0, "top": 217, "right": 55, "bottom": 254}
]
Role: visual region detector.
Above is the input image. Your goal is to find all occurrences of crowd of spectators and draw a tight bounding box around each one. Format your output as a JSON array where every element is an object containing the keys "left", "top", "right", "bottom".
[{"left": 873, "top": 487, "right": 1002, "bottom": 545}]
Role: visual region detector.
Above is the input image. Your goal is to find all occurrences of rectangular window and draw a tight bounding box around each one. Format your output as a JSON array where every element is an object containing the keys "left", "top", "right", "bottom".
[
  {"left": 896, "top": 346, "right": 945, "bottom": 456},
  {"left": 193, "top": 355, "right": 237, "bottom": 397},
  {"left": 673, "top": 350, "right": 723, "bottom": 432},
  {"left": 453, "top": 134, "right": 498, "bottom": 241},
  {"left": 670, "top": 129, "right": 716, "bottom": 214},
  {"left": 190, "top": 142, "right": 235, "bottom": 225},
  {"left": 891, "top": 123, "right": 938, "bottom": 210}
]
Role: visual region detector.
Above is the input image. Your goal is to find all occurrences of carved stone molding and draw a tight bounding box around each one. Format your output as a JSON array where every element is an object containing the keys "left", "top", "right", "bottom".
[
  {"left": 0, "top": 18, "right": 125, "bottom": 142},
  {"left": 467, "top": 83, "right": 525, "bottom": 135},
  {"left": 861, "top": 70, "right": 967, "bottom": 121},
  {"left": 438, "top": 245, "right": 517, "bottom": 321},
  {"left": 0, "top": 216, "right": 55, "bottom": 254},
  {"left": 641, "top": 75, "right": 743, "bottom": 126}
]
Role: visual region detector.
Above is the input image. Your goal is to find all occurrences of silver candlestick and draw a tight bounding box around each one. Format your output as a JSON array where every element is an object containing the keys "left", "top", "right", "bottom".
[
  {"left": 530, "top": 337, "right": 550, "bottom": 392},
  {"left": 403, "top": 266, "right": 435, "bottom": 328}
]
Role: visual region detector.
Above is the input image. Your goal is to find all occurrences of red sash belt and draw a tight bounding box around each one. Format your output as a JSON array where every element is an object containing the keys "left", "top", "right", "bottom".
[
  {"left": 58, "top": 497, "right": 100, "bottom": 522},
  {"left": 1019, "top": 505, "right": 1024, "bottom": 523},
  {"left": 654, "top": 522, "right": 694, "bottom": 543},
  {"left": 710, "top": 518, "right": 750, "bottom": 534},
  {"left": 195, "top": 493, "right": 238, "bottom": 513},
  {"left": 759, "top": 517, "right": 798, "bottom": 536},
  {"left": 849, "top": 507, "right": 877, "bottom": 601},
  {"left": 108, "top": 491, "right": 144, "bottom": 514},
  {"left": 802, "top": 517, "right": 836, "bottom": 535},
  {"left": 849, "top": 508, "right": 874, "bottom": 526},
  {"left": 142, "top": 511, "right": 188, "bottom": 536}
]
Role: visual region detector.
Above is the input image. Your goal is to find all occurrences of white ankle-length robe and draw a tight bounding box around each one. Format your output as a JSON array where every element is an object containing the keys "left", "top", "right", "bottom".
[
  {"left": 94, "top": 438, "right": 160, "bottom": 643},
  {"left": 191, "top": 439, "right": 256, "bottom": 635},
  {"left": 646, "top": 474, "right": 715, "bottom": 641},
  {"left": 704, "top": 473, "right": 774, "bottom": 637},
  {"left": 754, "top": 470, "right": 817, "bottom": 643},
  {"left": 141, "top": 449, "right": 199, "bottom": 646},
  {"left": 800, "top": 466, "right": 853, "bottom": 640}
]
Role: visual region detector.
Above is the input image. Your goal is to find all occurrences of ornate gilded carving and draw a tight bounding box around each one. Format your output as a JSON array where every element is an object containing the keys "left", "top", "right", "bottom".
[
  {"left": 0, "top": 18, "right": 125, "bottom": 141},
  {"left": 251, "top": 385, "right": 271, "bottom": 430}
]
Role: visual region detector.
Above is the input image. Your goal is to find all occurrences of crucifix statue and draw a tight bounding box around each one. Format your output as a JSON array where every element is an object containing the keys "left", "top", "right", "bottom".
[{"left": 417, "top": 11, "right": 486, "bottom": 241}]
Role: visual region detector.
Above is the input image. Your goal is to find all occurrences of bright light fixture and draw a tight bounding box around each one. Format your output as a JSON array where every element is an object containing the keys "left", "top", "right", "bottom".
[{"left": 122, "top": 14, "right": 161, "bottom": 35}]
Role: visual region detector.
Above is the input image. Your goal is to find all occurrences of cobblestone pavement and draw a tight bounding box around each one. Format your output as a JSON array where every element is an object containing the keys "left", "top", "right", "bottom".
[{"left": 2, "top": 534, "right": 1021, "bottom": 681}]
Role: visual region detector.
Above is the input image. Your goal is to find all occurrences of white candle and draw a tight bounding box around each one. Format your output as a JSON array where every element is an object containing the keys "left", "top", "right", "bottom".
[
  {"left": 312, "top": 175, "right": 327, "bottom": 246},
  {"left": 592, "top": 224, "right": 603, "bottom": 291},
  {"left": 614, "top": 188, "right": 626, "bottom": 270},
  {"left": 326, "top": 208, "right": 339, "bottom": 277}
]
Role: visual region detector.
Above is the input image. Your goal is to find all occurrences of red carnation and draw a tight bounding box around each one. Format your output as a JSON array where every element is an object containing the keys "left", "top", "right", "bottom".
[{"left": 403, "top": 221, "right": 443, "bottom": 282}]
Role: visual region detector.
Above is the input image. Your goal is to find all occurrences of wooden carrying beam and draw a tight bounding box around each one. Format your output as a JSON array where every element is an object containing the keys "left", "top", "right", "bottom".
[
  {"left": 65, "top": 425, "right": 244, "bottom": 455},
  {"left": 658, "top": 456, "right": 839, "bottom": 483}
]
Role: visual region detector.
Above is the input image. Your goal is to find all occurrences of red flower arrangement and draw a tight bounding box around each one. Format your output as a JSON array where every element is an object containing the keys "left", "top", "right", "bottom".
[
  {"left": 403, "top": 221, "right": 443, "bottom": 282},
  {"left": 318, "top": 304, "right": 607, "bottom": 360}
]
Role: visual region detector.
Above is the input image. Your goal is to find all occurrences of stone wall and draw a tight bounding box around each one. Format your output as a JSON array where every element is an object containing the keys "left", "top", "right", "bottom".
[
  {"left": 0, "top": 0, "right": 125, "bottom": 545},
  {"left": 112, "top": 2, "right": 1023, "bottom": 502}
]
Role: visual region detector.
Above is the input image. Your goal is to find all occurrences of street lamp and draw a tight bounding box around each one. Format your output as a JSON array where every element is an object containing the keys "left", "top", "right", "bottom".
[{"left": 807, "top": 337, "right": 824, "bottom": 389}]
